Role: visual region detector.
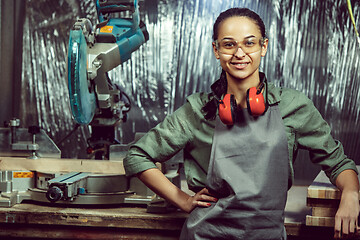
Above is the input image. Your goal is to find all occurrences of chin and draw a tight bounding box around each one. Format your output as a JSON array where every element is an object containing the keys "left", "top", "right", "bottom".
[{"left": 229, "top": 71, "right": 254, "bottom": 81}]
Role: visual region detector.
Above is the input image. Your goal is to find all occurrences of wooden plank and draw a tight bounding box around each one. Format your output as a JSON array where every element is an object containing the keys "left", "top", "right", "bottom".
[
  {"left": 307, "top": 166, "right": 360, "bottom": 200},
  {"left": 306, "top": 215, "right": 334, "bottom": 227},
  {"left": 0, "top": 156, "right": 126, "bottom": 174},
  {"left": 312, "top": 207, "right": 337, "bottom": 217},
  {"left": 306, "top": 197, "right": 340, "bottom": 208},
  {"left": 0, "top": 224, "right": 180, "bottom": 240}
]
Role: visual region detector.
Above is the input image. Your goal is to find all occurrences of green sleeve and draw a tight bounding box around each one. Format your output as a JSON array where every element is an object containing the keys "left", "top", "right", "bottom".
[
  {"left": 123, "top": 102, "right": 194, "bottom": 176},
  {"left": 289, "top": 90, "right": 358, "bottom": 185}
]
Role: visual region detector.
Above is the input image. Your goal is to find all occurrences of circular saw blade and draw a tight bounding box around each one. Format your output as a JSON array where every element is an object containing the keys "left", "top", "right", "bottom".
[{"left": 67, "top": 29, "right": 96, "bottom": 124}]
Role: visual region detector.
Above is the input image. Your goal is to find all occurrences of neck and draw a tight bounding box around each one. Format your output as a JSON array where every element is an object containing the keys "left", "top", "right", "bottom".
[{"left": 226, "top": 70, "right": 261, "bottom": 108}]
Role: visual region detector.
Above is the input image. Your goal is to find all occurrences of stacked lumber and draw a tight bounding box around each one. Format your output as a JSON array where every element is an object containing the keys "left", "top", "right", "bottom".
[{"left": 306, "top": 166, "right": 360, "bottom": 227}]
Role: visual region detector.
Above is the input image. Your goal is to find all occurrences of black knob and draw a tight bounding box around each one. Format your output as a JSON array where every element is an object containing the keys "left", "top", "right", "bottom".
[
  {"left": 46, "top": 186, "right": 63, "bottom": 203},
  {"left": 28, "top": 126, "right": 40, "bottom": 135}
]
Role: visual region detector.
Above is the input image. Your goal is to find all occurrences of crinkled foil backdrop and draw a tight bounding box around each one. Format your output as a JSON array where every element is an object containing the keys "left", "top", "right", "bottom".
[{"left": 20, "top": 0, "right": 360, "bottom": 183}]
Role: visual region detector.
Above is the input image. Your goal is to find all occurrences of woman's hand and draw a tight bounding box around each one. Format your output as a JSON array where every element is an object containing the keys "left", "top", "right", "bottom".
[
  {"left": 334, "top": 169, "right": 360, "bottom": 239},
  {"left": 181, "top": 188, "right": 218, "bottom": 213},
  {"left": 137, "top": 169, "right": 218, "bottom": 214},
  {"left": 334, "top": 190, "right": 359, "bottom": 239}
]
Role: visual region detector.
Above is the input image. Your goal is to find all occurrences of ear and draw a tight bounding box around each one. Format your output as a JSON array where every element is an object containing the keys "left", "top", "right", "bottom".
[
  {"left": 261, "top": 38, "right": 269, "bottom": 57},
  {"left": 212, "top": 42, "right": 220, "bottom": 59}
]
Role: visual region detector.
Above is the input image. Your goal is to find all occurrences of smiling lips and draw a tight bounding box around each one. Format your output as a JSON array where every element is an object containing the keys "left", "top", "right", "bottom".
[{"left": 231, "top": 62, "right": 249, "bottom": 70}]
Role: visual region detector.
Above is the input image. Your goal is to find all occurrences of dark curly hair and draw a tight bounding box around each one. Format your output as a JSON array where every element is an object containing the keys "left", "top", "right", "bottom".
[{"left": 202, "top": 8, "right": 267, "bottom": 120}]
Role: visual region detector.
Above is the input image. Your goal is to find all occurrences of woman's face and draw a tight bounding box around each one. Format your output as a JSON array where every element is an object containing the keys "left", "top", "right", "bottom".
[{"left": 213, "top": 16, "right": 268, "bottom": 83}]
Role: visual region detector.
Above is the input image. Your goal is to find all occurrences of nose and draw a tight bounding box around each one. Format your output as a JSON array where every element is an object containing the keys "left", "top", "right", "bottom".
[{"left": 234, "top": 45, "right": 246, "bottom": 57}]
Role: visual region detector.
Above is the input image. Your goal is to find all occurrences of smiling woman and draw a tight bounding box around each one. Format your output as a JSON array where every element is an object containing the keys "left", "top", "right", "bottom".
[{"left": 123, "top": 7, "right": 359, "bottom": 240}]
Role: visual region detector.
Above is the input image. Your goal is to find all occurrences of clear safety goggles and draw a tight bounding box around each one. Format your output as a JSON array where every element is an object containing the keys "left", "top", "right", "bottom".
[{"left": 214, "top": 37, "right": 265, "bottom": 55}]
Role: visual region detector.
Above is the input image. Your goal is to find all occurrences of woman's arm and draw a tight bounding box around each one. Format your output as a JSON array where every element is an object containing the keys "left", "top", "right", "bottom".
[
  {"left": 334, "top": 169, "right": 359, "bottom": 239},
  {"left": 137, "top": 168, "right": 217, "bottom": 213}
]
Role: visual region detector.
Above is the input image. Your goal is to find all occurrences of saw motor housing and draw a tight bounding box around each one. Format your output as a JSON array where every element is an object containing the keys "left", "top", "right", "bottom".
[{"left": 67, "top": 0, "right": 149, "bottom": 127}]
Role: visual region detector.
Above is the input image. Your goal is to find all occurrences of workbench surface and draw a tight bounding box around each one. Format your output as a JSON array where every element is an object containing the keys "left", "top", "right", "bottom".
[{"left": 0, "top": 186, "right": 337, "bottom": 240}]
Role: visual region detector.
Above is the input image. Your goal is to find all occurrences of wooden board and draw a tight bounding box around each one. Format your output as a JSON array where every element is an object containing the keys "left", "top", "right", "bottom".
[
  {"left": 311, "top": 207, "right": 337, "bottom": 217},
  {"left": 0, "top": 156, "right": 126, "bottom": 174}
]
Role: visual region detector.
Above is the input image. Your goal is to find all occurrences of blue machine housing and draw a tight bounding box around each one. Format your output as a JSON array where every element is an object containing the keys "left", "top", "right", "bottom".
[
  {"left": 96, "top": 0, "right": 149, "bottom": 63},
  {"left": 97, "top": 18, "right": 148, "bottom": 63}
]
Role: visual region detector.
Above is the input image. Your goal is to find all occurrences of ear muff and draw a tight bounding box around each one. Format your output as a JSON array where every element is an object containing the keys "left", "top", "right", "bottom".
[
  {"left": 246, "top": 86, "right": 266, "bottom": 116},
  {"left": 218, "top": 94, "right": 237, "bottom": 125},
  {"left": 217, "top": 80, "right": 267, "bottom": 125}
]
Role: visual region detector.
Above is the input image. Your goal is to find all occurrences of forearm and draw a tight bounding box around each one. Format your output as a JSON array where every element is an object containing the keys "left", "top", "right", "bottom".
[
  {"left": 137, "top": 168, "right": 191, "bottom": 211},
  {"left": 335, "top": 169, "right": 359, "bottom": 193}
]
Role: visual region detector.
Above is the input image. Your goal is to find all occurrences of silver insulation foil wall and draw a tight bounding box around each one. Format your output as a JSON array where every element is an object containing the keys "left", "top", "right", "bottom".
[{"left": 20, "top": 0, "right": 360, "bottom": 182}]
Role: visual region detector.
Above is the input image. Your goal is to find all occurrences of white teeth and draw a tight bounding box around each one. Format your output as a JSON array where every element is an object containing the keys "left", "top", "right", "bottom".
[{"left": 233, "top": 63, "right": 247, "bottom": 66}]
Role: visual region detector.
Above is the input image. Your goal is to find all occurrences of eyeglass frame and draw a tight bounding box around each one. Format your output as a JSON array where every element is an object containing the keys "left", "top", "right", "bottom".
[{"left": 213, "top": 37, "right": 267, "bottom": 55}]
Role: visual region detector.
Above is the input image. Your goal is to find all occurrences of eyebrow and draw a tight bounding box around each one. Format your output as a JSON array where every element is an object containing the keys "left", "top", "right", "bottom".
[{"left": 220, "top": 35, "right": 258, "bottom": 41}]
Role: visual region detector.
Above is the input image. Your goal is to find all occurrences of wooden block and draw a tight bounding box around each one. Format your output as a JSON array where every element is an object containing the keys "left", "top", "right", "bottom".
[
  {"left": 307, "top": 172, "right": 340, "bottom": 199},
  {"left": 307, "top": 166, "right": 360, "bottom": 200},
  {"left": 306, "top": 166, "right": 360, "bottom": 228}
]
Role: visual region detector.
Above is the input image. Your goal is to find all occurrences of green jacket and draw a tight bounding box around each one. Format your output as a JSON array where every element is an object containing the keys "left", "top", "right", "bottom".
[{"left": 124, "top": 83, "right": 358, "bottom": 192}]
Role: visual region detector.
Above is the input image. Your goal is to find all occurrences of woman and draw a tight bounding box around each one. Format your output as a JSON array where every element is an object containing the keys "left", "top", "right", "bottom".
[{"left": 124, "top": 8, "right": 359, "bottom": 239}]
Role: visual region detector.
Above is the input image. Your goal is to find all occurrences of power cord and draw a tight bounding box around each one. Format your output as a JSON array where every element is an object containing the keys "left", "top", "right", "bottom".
[{"left": 347, "top": 0, "right": 360, "bottom": 46}]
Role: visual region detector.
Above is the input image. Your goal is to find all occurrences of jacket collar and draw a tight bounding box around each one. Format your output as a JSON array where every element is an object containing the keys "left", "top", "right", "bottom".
[
  {"left": 259, "top": 72, "right": 281, "bottom": 106},
  {"left": 266, "top": 82, "right": 281, "bottom": 105}
]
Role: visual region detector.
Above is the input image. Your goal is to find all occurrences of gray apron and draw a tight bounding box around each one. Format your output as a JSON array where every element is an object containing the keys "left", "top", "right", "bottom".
[{"left": 180, "top": 105, "right": 289, "bottom": 240}]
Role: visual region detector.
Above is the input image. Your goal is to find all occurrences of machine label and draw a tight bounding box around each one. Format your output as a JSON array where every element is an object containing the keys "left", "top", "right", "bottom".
[
  {"left": 100, "top": 26, "right": 113, "bottom": 33},
  {"left": 13, "top": 172, "right": 34, "bottom": 178}
]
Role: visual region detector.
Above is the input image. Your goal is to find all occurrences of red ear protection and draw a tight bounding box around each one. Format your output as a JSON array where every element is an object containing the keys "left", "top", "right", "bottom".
[
  {"left": 246, "top": 86, "right": 266, "bottom": 116},
  {"left": 218, "top": 94, "right": 237, "bottom": 125},
  {"left": 218, "top": 83, "right": 267, "bottom": 125}
]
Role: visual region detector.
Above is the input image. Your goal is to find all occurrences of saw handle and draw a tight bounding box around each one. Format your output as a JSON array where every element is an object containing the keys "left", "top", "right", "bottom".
[{"left": 97, "top": 0, "right": 135, "bottom": 14}]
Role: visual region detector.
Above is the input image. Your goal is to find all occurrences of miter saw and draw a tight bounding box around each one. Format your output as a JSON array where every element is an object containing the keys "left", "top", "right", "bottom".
[
  {"left": 28, "top": 0, "right": 157, "bottom": 207},
  {"left": 68, "top": 0, "right": 149, "bottom": 160},
  {"left": 30, "top": 0, "right": 179, "bottom": 212}
]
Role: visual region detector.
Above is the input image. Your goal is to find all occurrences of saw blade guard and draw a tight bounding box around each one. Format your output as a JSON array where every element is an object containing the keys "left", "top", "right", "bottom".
[{"left": 67, "top": 29, "right": 96, "bottom": 124}]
